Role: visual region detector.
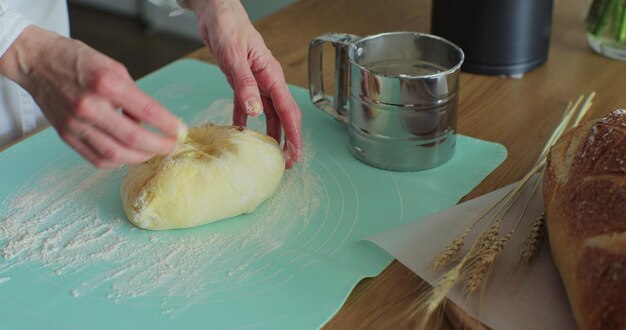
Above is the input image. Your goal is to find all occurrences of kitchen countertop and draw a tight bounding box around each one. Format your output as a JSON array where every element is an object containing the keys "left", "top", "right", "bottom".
[
  {"left": 186, "top": 0, "right": 626, "bottom": 328},
  {"left": 185, "top": 0, "right": 626, "bottom": 328}
]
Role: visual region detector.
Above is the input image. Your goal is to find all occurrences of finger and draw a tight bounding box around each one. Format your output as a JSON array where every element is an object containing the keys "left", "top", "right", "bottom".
[
  {"left": 100, "top": 112, "right": 177, "bottom": 155},
  {"left": 262, "top": 95, "right": 281, "bottom": 144},
  {"left": 69, "top": 120, "right": 154, "bottom": 166},
  {"left": 264, "top": 80, "right": 302, "bottom": 164},
  {"left": 283, "top": 140, "right": 297, "bottom": 169},
  {"left": 274, "top": 92, "right": 302, "bottom": 164},
  {"left": 93, "top": 71, "right": 185, "bottom": 137},
  {"left": 276, "top": 94, "right": 302, "bottom": 168},
  {"left": 74, "top": 97, "right": 177, "bottom": 155},
  {"left": 232, "top": 90, "right": 248, "bottom": 127},
  {"left": 253, "top": 60, "right": 302, "bottom": 164},
  {"left": 60, "top": 131, "right": 119, "bottom": 169},
  {"left": 122, "top": 110, "right": 141, "bottom": 123},
  {"left": 227, "top": 53, "right": 264, "bottom": 117},
  {"left": 46, "top": 111, "right": 101, "bottom": 165}
]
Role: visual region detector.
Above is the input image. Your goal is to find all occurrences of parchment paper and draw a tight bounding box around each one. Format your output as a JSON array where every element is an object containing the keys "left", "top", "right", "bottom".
[{"left": 367, "top": 177, "right": 578, "bottom": 330}]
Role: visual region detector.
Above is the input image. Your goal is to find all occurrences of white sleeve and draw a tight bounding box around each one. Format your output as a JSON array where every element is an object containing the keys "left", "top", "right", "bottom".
[
  {"left": 147, "top": 0, "right": 189, "bottom": 17},
  {"left": 0, "top": 1, "right": 33, "bottom": 59}
]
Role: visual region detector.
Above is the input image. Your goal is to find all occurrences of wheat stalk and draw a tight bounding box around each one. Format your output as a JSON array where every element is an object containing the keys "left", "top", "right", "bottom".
[
  {"left": 520, "top": 212, "right": 546, "bottom": 264},
  {"left": 464, "top": 233, "right": 512, "bottom": 293},
  {"left": 433, "top": 193, "right": 509, "bottom": 270},
  {"left": 475, "top": 220, "right": 501, "bottom": 252},
  {"left": 516, "top": 92, "right": 594, "bottom": 264},
  {"left": 415, "top": 92, "right": 595, "bottom": 326},
  {"left": 423, "top": 161, "right": 541, "bottom": 306},
  {"left": 431, "top": 160, "right": 540, "bottom": 271},
  {"left": 433, "top": 228, "right": 470, "bottom": 270}
]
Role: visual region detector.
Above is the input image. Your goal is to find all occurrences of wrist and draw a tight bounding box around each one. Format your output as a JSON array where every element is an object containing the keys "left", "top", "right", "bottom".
[
  {"left": 187, "top": 0, "right": 244, "bottom": 17},
  {"left": 176, "top": 0, "right": 192, "bottom": 9},
  {"left": 183, "top": 0, "right": 207, "bottom": 13},
  {"left": 0, "top": 25, "right": 39, "bottom": 85},
  {"left": 0, "top": 26, "right": 62, "bottom": 89}
]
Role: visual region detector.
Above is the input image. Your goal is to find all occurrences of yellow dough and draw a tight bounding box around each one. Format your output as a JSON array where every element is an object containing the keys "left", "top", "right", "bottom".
[{"left": 120, "top": 124, "right": 285, "bottom": 230}]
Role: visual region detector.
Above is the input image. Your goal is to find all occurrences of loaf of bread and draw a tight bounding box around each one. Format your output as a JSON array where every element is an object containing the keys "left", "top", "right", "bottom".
[{"left": 543, "top": 109, "right": 626, "bottom": 330}]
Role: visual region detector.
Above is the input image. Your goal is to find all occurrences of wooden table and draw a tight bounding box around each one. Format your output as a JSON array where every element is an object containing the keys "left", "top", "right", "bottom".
[{"left": 188, "top": 0, "right": 624, "bottom": 328}]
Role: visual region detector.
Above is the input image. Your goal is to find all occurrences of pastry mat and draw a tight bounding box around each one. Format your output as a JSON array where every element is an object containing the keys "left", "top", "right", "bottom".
[{"left": 0, "top": 59, "right": 506, "bottom": 329}]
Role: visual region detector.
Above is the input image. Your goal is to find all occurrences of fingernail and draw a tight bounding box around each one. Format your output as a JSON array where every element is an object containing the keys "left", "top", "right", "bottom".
[
  {"left": 286, "top": 140, "right": 303, "bottom": 162},
  {"left": 283, "top": 150, "right": 291, "bottom": 163},
  {"left": 176, "top": 120, "right": 188, "bottom": 144},
  {"left": 245, "top": 99, "right": 263, "bottom": 116}
]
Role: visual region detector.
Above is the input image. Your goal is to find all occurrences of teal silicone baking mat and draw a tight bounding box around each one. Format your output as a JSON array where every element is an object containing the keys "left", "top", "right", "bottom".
[{"left": 0, "top": 59, "right": 506, "bottom": 329}]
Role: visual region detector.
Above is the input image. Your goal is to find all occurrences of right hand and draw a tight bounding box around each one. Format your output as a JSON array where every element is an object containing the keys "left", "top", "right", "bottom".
[
  {"left": 187, "top": 0, "right": 303, "bottom": 168},
  {"left": 0, "top": 25, "right": 184, "bottom": 168}
]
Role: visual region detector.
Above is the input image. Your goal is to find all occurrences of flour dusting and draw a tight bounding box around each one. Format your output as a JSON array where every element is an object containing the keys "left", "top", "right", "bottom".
[
  {"left": 191, "top": 98, "right": 272, "bottom": 134},
  {"left": 0, "top": 100, "right": 322, "bottom": 313},
  {"left": 191, "top": 99, "right": 234, "bottom": 126}
]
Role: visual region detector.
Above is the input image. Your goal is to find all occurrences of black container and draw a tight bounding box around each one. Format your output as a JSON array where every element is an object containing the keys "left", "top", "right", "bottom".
[{"left": 431, "top": 0, "right": 554, "bottom": 75}]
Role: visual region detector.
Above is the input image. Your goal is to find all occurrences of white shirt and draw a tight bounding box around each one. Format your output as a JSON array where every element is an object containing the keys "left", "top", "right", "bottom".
[
  {"left": 0, "top": 0, "right": 184, "bottom": 148},
  {"left": 0, "top": 0, "right": 69, "bottom": 148}
]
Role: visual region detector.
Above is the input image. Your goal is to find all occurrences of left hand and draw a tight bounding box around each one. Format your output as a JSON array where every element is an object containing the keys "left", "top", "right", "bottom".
[
  {"left": 0, "top": 26, "right": 183, "bottom": 168},
  {"left": 187, "top": 0, "right": 302, "bottom": 168}
]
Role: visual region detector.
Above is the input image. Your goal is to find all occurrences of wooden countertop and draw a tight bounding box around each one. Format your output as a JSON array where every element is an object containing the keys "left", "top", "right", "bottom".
[{"left": 186, "top": 0, "right": 625, "bottom": 328}]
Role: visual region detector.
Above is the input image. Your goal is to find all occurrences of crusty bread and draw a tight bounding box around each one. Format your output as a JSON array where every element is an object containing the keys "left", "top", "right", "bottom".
[{"left": 543, "top": 109, "right": 626, "bottom": 330}]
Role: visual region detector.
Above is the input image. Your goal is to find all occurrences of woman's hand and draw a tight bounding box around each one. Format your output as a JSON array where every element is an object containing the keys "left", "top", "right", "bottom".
[
  {"left": 0, "top": 26, "right": 185, "bottom": 168},
  {"left": 187, "top": 0, "right": 303, "bottom": 168}
]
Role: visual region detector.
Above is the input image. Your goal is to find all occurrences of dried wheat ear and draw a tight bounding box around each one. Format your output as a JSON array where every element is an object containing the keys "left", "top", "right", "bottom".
[{"left": 411, "top": 92, "right": 595, "bottom": 329}]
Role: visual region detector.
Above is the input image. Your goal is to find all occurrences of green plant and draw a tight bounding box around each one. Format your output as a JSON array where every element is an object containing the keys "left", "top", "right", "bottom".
[{"left": 587, "top": 0, "right": 626, "bottom": 41}]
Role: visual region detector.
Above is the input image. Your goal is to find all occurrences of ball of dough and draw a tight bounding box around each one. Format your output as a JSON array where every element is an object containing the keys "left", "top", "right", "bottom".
[{"left": 120, "top": 124, "right": 285, "bottom": 230}]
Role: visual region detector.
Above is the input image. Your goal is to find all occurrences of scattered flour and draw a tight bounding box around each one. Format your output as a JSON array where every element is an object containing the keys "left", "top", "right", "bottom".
[
  {"left": 0, "top": 100, "right": 322, "bottom": 314},
  {"left": 190, "top": 98, "right": 273, "bottom": 134},
  {"left": 0, "top": 277, "right": 10, "bottom": 284},
  {"left": 191, "top": 99, "right": 234, "bottom": 127}
]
